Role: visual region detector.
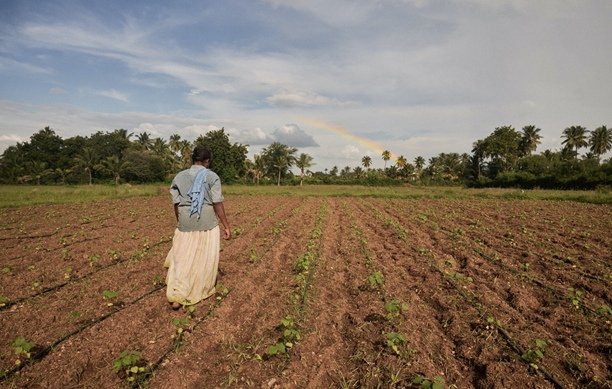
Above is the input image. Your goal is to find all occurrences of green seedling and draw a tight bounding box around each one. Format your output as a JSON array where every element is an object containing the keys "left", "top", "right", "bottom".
[
  {"left": 112, "top": 351, "right": 146, "bottom": 384},
  {"left": 267, "top": 316, "right": 301, "bottom": 357},
  {"left": 367, "top": 271, "right": 384, "bottom": 288},
  {"left": 231, "top": 227, "right": 243, "bottom": 237},
  {"left": 88, "top": 254, "right": 100, "bottom": 267},
  {"left": 596, "top": 305, "right": 612, "bottom": 316},
  {"left": 567, "top": 288, "right": 583, "bottom": 309},
  {"left": 384, "top": 299, "right": 407, "bottom": 319},
  {"left": 102, "top": 290, "right": 118, "bottom": 306},
  {"left": 385, "top": 332, "right": 407, "bottom": 356},
  {"left": 215, "top": 283, "right": 229, "bottom": 299},
  {"left": 2, "top": 266, "right": 11, "bottom": 274},
  {"left": 12, "top": 336, "right": 35, "bottom": 365},
  {"left": 249, "top": 248, "right": 260, "bottom": 263},
  {"left": 412, "top": 374, "right": 446, "bottom": 389},
  {"left": 521, "top": 339, "right": 548, "bottom": 369},
  {"left": 63, "top": 267, "right": 73, "bottom": 279},
  {"left": 0, "top": 295, "right": 9, "bottom": 307}
]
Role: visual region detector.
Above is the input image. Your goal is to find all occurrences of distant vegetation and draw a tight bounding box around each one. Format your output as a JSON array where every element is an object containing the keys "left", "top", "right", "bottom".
[{"left": 0, "top": 124, "right": 610, "bottom": 190}]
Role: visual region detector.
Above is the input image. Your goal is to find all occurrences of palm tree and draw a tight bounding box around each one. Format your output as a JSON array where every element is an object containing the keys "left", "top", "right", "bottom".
[
  {"left": 589, "top": 125, "right": 612, "bottom": 159},
  {"left": 73, "top": 147, "right": 98, "bottom": 185},
  {"left": 562, "top": 125, "right": 588, "bottom": 157},
  {"left": 169, "top": 134, "right": 182, "bottom": 155},
  {"left": 179, "top": 140, "right": 192, "bottom": 169},
  {"left": 519, "top": 125, "right": 542, "bottom": 156},
  {"left": 260, "top": 142, "right": 297, "bottom": 186},
  {"left": 295, "top": 153, "right": 314, "bottom": 186},
  {"left": 115, "top": 128, "right": 134, "bottom": 141},
  {"left": 396, "top": 155, "right": 407, "bottom": 169},
  {"left": 97, "top": 155, "right": 128, "bottom": 185},
  {"left": 382, "top": 150, "right": 391, "bottom": 169},
  {"left": 135, "top": 132, "right": 153, "bottom": 150},
  {"left": 361, "top": 155, "right": 372, "bottom": 171},
  {"left": 414, "top": 156, "right": 425, "bottom": 179}
]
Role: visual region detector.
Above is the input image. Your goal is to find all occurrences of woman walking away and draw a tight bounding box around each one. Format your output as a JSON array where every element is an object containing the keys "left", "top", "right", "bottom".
[{"left": 164, "top": 146, "right": 231, "bottom": 310}]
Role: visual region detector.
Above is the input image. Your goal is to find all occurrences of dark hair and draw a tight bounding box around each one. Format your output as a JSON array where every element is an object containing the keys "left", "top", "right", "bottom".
[{"left": 192, "top": 146, "right": 212, "bottom": 163}]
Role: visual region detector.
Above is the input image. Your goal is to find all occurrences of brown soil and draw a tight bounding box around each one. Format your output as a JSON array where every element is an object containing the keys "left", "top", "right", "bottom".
[{"left": 0, "top": 194, "right": 610, "bottom": 388}]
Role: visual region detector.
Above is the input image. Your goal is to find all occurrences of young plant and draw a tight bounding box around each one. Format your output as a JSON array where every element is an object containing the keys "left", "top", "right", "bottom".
[
  {"left": 267, "top": 316, "right": 301, "bottom": 357},
  {"left": 412, "top": 374, "right": 446, "bottom": 389},
  {"left": 384, "top": 299, "right": 407, "bottom": 319},
  {"left": 367, "top": 271, "right": 384, "bottom": 288},
  {"left": 385, "top": 332, "right": 408, "bottom": 357},
  {"left": 567, "top": 288, "right": 583, "bottom": 309},
  {"left": 102, "top": 289, "right": 119, "bottom": 306},
  {"left": 521, "top": 339, "right": 548, "bottom": 369},
  {"left": 112, "top": 351, "right": 146, "bottom": 384},
  {"left": 0, "top": 295, "right": 9, "bottom": 308},
  {"left": 12, "top": 336, "right": 36, "bottom": 365}
]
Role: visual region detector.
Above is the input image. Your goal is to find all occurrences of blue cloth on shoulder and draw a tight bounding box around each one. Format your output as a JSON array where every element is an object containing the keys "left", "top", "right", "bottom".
[{"left": 188, "top": 167, "right": 208, "bottom": 218}]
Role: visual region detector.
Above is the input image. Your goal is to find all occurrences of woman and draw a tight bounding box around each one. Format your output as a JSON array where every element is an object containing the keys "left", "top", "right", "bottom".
[{"left": 164, "top": 146, "right": 231, "bottom": 309}]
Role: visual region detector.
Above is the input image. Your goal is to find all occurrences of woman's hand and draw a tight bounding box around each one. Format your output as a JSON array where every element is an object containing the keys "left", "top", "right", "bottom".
[{"left": 223, "top": 226, "right": 231, "bottom": 240}]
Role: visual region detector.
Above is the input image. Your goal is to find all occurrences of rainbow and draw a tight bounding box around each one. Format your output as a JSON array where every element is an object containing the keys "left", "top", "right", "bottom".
[{"left": 303, "top": 118, "right": 395, "bottom": 160}]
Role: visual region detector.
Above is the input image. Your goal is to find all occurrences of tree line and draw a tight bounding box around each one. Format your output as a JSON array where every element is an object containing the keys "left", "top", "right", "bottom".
[{"left": 0, "top": 124, "right": 610, "bottom": 189}]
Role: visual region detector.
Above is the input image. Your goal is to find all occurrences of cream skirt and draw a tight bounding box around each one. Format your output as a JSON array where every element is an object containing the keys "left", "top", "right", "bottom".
[{"left": 164, "top": 226, "right": 220, "bottom": 305}]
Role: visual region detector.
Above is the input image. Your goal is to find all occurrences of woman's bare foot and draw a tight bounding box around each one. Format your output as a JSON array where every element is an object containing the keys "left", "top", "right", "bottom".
[{"left": 170, "top": 302, "right": 181, "bottom": 310}]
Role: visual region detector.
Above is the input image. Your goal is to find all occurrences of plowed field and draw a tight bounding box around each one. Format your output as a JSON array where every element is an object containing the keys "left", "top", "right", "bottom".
[{"left": 0, "top": 193, "right": 610, "bottom": 388}]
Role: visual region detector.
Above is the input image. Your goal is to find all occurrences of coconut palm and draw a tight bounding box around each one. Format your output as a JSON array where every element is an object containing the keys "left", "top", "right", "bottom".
[
  {"left": 561, "top": 125, "right": 588, "bottom": 157},
  {"left": 382, "top": 150, "right": 391, "bottom": 169},
  {"left": 414, "top": 156, "right": 425, "bottom": 178},
  {"left": 295, "top": 153, "right": 314, "bottom": 186},
  {"left": 260, "top": 142, "right": 297, "bottom": 186},
  {"left": 589, "top": 125, "right": 612, "bottom": 159},
  {"left": 97, "top": 155, "right": 128, "bottom": 185},
  {"left": 519, "top": 125, "right": 542, "bottom": 156},
  {"left": 73, "top": 147, "right": 98, "bottom": 185},
  {"left": 135, "top": 132, "right": 153, "bottom": 150},
  {"left": 361, "top": 155, "right": 372, "bottom": 171}
]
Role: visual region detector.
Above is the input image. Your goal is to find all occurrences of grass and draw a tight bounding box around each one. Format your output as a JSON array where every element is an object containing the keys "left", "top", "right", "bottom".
[
  {"left": 1, "top": 183, "right": 610, "bottom": 208},
  {"left": 0, "top": 184, "right": 162, "bottom": 208},
  {"left": 224, "top": 185, "right": 612, "bottom": 204}
]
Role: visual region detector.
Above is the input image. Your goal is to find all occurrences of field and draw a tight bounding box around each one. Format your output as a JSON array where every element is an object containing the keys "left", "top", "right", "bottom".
[{"left": 0, "top": 186, "right": 610, "bottom": 388}]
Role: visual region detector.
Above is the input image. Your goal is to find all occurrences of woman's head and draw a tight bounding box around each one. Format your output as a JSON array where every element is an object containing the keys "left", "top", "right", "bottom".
[{"left": 192, "top": 146, "right": 212, "bottom": 164}]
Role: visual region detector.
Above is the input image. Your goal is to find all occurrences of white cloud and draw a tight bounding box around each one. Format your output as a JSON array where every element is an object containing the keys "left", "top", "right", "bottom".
[
  {"left": 88, "top": 89, "right": 129, "bottom": 103},
  {"left": 272, "top": 124, "right": 319, "bottom": 147},
  {"left": 341, "top": 144, "right": 361, "bottom": 160}
]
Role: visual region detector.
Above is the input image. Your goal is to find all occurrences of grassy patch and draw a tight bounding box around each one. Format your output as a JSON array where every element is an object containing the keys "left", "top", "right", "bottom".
[
  {"left": 2, "top": 184, "right": 610, "bottom": 207},
  {"left": 0, "top": 184, "right": 162, "bottom": 208}
]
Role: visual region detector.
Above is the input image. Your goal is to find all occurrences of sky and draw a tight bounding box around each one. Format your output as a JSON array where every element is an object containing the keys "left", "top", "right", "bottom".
[{"left": 1, "top": 0, "right": 611, "bottom": 171}]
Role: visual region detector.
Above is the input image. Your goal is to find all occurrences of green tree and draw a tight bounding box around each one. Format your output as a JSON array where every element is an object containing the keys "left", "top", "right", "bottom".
[
  {"left": 562, "top": 125, "right": 588, "bottom": 158},
  {"left": 135, "top": 132, "right": 153, "bottom": 150},
  {"left": 295, "top": 153, "right": 314, "bottom": 186},
  {"left": 519, "top": 125, "right": 542, "bottom": 156},
  {"left": 96, "top": 155, "right": 129, "bottom": 184},
  {"left": 121, "top": 149, "right": 166, "bottom": 182},
  {"left": 414, "top": 156, "right": 425, "bottom": 179},
  {"left": 361, "top": 155, "right": 372, "bottom": 170},
  {"left": 479, "top": 125, "right": 522, "bottom": 177},
  {"left": 24, "top": 126, "right": 64, "bottom": 169},
  {"left": 382, "top": 150, "right": 391, "bottom": 169},
  {"left": 194, "top": 128, "right": 248, "bottom": 183},
  {"left": 589, "top": 125, "right": 612, "bottom": 160},
  {"left": 73, "top": 147, "right": 99, "bottom": 185},
  {"left": 261, "top": 142, "right": 297, "bottom": 186}
]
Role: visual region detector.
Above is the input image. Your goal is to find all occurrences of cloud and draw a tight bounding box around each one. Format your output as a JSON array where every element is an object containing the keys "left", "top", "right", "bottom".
[
  {"left": 341, "top": 144, "right": 361, "bottom": 160},
  {"left": 271, "top": 124, "right": 319, "bottom": 147},
  {"left": 49, "top": 87, "right": 67, "bottom": 95},
  {"left": 266, "top": 90, "right": 353, "bottom": 107},
  {"left": 225, "top": 127, "right": 274, "bottom": 146},
  {"left": 88, "top": 89, "right": 129, "bottom": 103}
]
